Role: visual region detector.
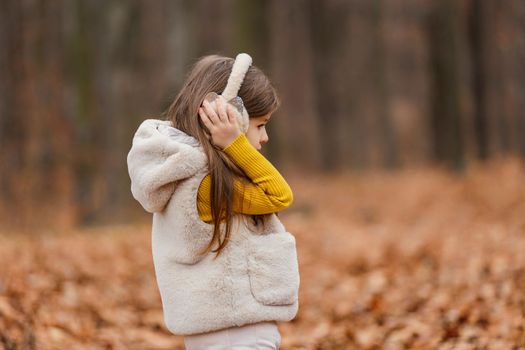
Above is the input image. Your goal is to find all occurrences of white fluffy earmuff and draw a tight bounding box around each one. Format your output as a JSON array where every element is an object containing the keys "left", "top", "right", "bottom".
[{"left": 205, "top": 53, "right": 252, "bottom": 133}]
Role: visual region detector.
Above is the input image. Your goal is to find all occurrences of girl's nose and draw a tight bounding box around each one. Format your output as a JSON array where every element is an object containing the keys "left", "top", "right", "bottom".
[{"left": 260, "top": 130, "right": 269, "bottom": 144}]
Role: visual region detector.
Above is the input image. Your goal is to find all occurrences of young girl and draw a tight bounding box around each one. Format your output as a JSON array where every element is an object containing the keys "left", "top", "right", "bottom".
[{"left": 127, "top": 53, "right": 300, "bottom": 349}]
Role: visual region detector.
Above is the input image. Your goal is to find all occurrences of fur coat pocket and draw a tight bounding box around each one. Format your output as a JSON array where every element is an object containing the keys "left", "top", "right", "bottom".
[{"left": 246, "top": 232, "right": 300, "bottom": 306}]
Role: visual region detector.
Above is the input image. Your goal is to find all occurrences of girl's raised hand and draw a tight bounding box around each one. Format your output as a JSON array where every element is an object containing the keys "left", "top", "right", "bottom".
[{"left": 199, "top": 97, "right": 242, "bottom": 149}]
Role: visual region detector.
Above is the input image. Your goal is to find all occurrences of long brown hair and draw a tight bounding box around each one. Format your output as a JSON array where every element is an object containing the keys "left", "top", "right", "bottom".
[{"left": 164, "top": 55, "right": 280, "bottom": 256}]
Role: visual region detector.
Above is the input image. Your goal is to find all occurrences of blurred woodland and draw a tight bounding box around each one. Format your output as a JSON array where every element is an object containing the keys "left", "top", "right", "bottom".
[{"left": 1, "top": 0, "right": 524, "bottom": 228}]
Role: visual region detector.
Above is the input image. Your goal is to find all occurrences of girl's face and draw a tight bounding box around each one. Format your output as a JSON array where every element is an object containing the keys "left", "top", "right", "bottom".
[{"left": 245, "top": 114, "right": 271, "bottom": 151}]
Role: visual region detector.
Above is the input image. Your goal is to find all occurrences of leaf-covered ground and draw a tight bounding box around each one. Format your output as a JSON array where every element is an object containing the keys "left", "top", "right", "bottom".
[{"left": 1, "top": 159, "right": 525, "bottom": 349}]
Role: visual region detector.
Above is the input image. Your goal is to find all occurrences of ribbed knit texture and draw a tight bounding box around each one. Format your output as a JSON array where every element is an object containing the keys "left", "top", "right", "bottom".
[{"left": 197, "top": 133, "right": 293, "bottom": 223}]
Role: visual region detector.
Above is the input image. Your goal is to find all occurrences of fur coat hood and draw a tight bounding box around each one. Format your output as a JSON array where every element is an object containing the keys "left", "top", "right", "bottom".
[{"left": 127, "top": 119, "right": 207, "bottom": 213}]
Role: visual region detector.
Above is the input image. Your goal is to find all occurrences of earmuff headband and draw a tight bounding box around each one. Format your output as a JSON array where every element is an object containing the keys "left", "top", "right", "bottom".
[{"left": 222, "top": 53, "right": 252, "bottom": 101}]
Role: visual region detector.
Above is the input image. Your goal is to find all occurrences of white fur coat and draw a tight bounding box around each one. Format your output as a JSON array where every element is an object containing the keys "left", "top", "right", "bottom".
[{"left": 127, "top": 119, "right": 300, "bottom": 335}]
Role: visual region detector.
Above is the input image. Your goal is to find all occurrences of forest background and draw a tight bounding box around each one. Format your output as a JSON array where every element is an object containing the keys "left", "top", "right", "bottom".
[{"left": 1, "top": 0, "right": 524, "bottom": 227}]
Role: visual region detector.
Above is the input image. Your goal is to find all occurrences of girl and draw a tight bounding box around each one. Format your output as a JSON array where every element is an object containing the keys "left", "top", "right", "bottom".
[{"left": 127, "top": 53, "right": 300, "bottom": 349}]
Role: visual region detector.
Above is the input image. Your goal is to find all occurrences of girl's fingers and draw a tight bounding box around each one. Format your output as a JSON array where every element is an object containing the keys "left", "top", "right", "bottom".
[
  {"left": 226, "top": 104, "right": 236, "bottom": 124},
  {"left": 216, "top": 98, "right": 228, "bottom": 122},
  {"left": 202, "top": 100, "right": 218, "bottom": 124},
  {"left": 198, "top": 107, "right": 214, "bottom": 130}
]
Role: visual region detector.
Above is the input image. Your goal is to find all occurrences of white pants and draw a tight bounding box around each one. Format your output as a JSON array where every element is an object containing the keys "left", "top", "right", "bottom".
[{"left": 183, "top": 321, "right": 281, "bottom": 350}]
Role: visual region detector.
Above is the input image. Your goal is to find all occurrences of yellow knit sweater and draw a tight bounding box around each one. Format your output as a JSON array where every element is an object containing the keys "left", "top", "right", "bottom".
[{"left": 197, "top": 133, "right": 293, "bottom": 223}]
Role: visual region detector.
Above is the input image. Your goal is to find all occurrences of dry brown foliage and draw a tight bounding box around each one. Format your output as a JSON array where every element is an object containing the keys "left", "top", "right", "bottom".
[{"left": 1, "top": 159, "right": 525, "bottom": 349}]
